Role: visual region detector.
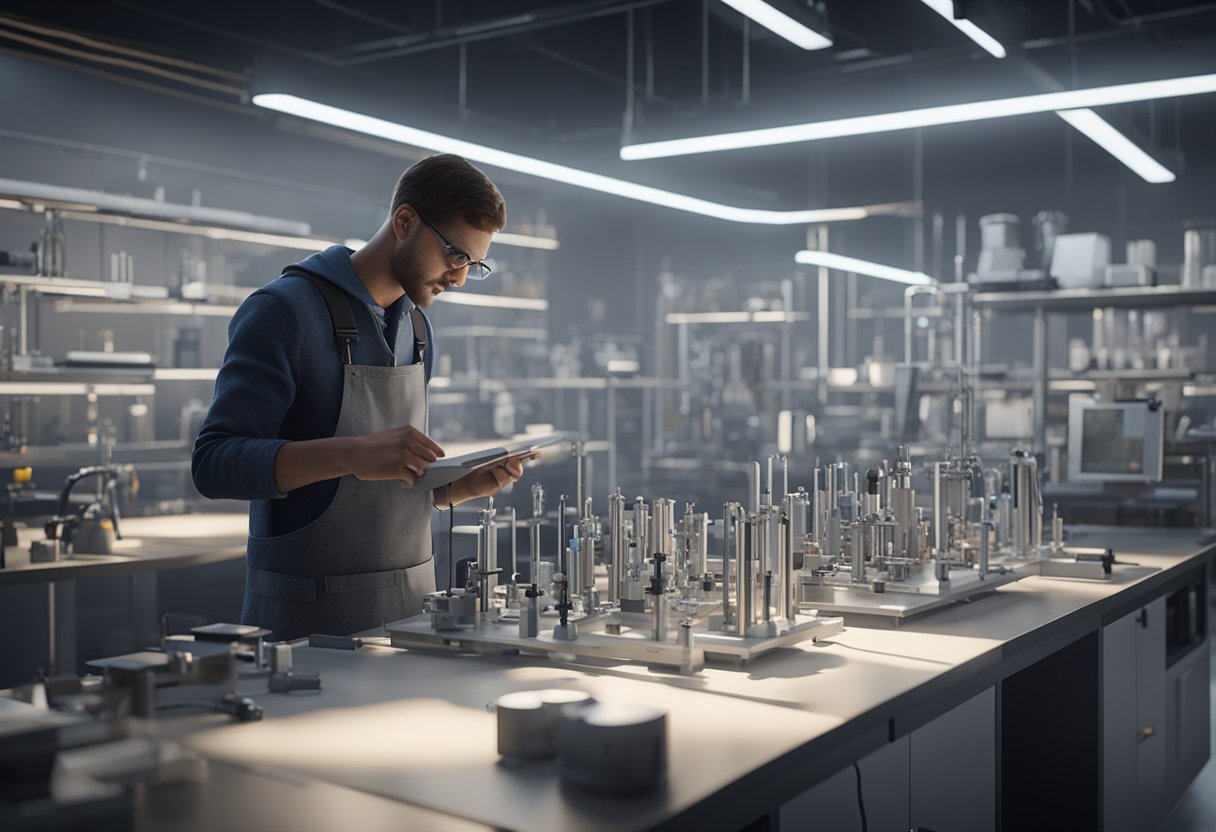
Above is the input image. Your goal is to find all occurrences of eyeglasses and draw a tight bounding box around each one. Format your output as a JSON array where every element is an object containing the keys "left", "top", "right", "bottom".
[{"left": 415, "top": 210, "right": 492, "bottom": 280}]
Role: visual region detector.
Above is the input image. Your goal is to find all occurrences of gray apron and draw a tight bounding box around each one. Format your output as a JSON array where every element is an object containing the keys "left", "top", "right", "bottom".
[{"left": 241, "top": 271, "right": 436, "bottom": 641}]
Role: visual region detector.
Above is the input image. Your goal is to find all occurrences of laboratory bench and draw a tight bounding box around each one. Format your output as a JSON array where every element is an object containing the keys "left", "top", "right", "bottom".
[
  {"left": 4, "top": 524, "right": 1214, "bottom": 832},
  {"left": 0, "top": 513, "right": 249, "bottom": 677}
]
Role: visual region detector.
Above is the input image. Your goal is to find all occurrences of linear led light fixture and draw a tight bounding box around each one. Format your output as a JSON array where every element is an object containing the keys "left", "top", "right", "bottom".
[
  {"left": 620, "top": 72, "right": 1216, "bottom": 159},
  {"left": 918, "top": 0, "right": 1005, "bottom": 58},
  {"left": 251, "top": 93, "right": 888, "bottom": 226},
  {"left": 719, "top": 0, "right": 832, "bottom": 50},
  {"left": 914, "top": 4, "right": 1173, "bottom": 183},
  {"left": 794, "top": 250, "right": 933, "bottom": 285},
  {"left": 1055, "top": 109, "right": 1175, "bottom": 183}
]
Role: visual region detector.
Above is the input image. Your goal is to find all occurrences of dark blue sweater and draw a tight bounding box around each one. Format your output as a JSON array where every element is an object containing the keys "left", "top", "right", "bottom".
[{"left": 192, "top": 246, "right": 433, "bottom": 537}]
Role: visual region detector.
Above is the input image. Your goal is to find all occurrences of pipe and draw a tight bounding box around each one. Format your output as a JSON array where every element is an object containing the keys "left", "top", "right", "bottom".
[
  {"left": 608, "top": 489, "right": 625, "bottom": 603},
  {"left": 530, "top": 483, "right": 544, "bottom": 586},
  {"left": 721, "top": 502, "right": 734, "bottom": 631}
]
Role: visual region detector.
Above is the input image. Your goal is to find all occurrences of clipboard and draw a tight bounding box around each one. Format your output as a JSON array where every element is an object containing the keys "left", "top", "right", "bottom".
[{"left": 410, "top": 433, "right": 566, "bottom": 491}]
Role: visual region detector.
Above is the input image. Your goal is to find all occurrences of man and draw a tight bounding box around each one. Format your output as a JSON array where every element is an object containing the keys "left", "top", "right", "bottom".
[{"left": 192, "top": 154, "right": 525, "bottom": 641}]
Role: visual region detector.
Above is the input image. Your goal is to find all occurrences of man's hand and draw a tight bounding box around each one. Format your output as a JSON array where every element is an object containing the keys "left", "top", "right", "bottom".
[
  {"left": 272, "top": 426, "right": 445, "bottom": 493},
  {"left": 448, "top": 453, "right": 534, "bottom": 505},
  {"left": 349, "top": 425, "right": 445, "bottom": 484}
]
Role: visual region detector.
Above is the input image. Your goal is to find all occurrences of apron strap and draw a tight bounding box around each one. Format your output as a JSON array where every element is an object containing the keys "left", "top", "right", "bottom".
[
  {"left": 281, "top": 268, "right": 359, "bottom": 365},
  {"left": 408, "top": 306, "right": 429, "bottom": 366}
]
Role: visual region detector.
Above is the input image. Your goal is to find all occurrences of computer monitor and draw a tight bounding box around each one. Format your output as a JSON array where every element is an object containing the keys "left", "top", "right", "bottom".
[{"left": 1067, "top": 396, "right": 1164, "bottom": 483}]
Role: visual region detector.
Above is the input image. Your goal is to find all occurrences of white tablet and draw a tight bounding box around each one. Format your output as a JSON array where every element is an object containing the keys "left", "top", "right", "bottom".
[{"left": 410, "top": 433, "right": 567, "bottom": 491}]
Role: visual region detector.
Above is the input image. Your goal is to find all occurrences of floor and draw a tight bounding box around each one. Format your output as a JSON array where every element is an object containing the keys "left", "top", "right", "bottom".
[{"left": 1160, "top": 586, "right": 1216, "bottom": 831}]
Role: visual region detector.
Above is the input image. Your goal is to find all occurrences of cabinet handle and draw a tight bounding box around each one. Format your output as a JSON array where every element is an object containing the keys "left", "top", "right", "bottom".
[
  {"left": 1136, "top": 609, "right": 1148, "bottom": 628},
  {"left": 1138, "top": 727, "right": 1155, "bottom": 744}
]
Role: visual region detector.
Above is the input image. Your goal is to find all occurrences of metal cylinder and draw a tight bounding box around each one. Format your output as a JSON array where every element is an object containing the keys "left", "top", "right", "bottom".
[
  {"left": 650, "top": 498, "right": 676, "bottom": 559},
  {"left": 1183, "top": 227, "right": 1216, "bottom": 288},
  {"left": 682, "top": 504, "right": 709, "bottom": 580},
  {"left": 1010, "top": 449, "right": 1042, "bottom": 557},
  {"left": 608, "top": 490, "right": 625, "bottom": 603},
  {"left": 978, "top": 521, "right": 991, "bottom": 577},
  {"left": 530, "top": 484, "right": 545, "bottom": 587},
  {"left": 633, "top": 498, "right": 649, "bottom": 567},
  {"left": 722, "top": 503, "right": 735, "bottom": 631},
  {"left": 851, "top": 519, "right": 866, "bottom": 583},
  {"left": 783, "top": 491, "right": 809, "bottom": 620},
  {"left": 748, "top": 461, "right": 762, "bottom": 514},
  {"left": 863, "top": 468, "right": 882, "bottom": 516},
  {"left": 891, "top": 453, "right": 917, "bottom": 561},
  {"left": 754, "top": 510, "right": 778, "bottom": 621},
  {"left": 677, "top": 620, "right": 692, "bottom": 649},
  {"left": 477, "top": 498, "right": 497, "bottom": 613},
  {"left": 824, "top": 463, "right": 842, "bottom": 510},
  {"left": 740, "top": 514, "right": 756, "bottom": 633},
  {"left": 520, "top": 585, "right": 541, "bottom": 637},
  {"left": 578, "top": 498, "right": 595, "bottom": 595},
  {"left": 620, "top": 498, "right": 648, "bottom": 604},
  {"left": 567, "top": 539, "right": 581, "bottom": 606},
  {"left": 651, "top": 589, "right": 668, "bottom": 642},
  {"left": 933, "top": 462, "right": 947, "bottom": 555},
  {"left": 995, "top": 492, "right": 1013, "bottom": 550}
]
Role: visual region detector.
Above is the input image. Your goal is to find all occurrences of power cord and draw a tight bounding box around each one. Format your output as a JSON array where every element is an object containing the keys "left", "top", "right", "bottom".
[
  {"left": 448, "top": 490, "right": 455, "bottom": 590},
  {"left": 852, "top": 761, "right": 868, "bottom": 832}
]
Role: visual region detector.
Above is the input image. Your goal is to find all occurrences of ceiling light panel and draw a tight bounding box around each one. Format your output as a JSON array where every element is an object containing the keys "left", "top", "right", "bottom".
[
  {"left": 918, "top": 0, "right": 1005, "bottom": 58},
  {"left": 620, "top": 73, "right": 1216, "bottom": 159},
  {"left": 252, "top": 93, "right": 888, "bottom": 226},
  {"left": 719, "top": 0, "right": 832, "bottom": 50},
  {"left": 794, "top": 250, "right": 934, "bottom": 285}
]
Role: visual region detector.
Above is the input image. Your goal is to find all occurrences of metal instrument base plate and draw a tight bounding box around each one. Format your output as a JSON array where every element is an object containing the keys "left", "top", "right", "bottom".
[{"left": 385, "top": 610, "right": 843, "bottom": 673}]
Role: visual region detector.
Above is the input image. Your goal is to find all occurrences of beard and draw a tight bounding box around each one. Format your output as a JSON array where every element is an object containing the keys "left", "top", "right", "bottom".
[{"left": 391, "top": 242, "right": 440, "bottom": 308}]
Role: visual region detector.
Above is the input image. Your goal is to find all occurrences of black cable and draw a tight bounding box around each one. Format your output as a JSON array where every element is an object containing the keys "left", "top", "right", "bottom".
[{"left": 853, "top": 761, "right": 868, "bottom": 832}]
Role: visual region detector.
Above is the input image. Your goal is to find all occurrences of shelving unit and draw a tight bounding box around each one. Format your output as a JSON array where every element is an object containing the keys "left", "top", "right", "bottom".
[{"left": 972, "top": 284, "right": 1216, "bottom": 452}]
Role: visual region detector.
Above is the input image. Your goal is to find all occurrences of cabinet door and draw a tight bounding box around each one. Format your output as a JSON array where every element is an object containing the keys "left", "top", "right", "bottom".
[
  {"left": 1136, "top": 596, "right": 1167, "bottom": 832},
  {"left": 910, "top": 687, "right": 996, "bottom": 832},
  {"left": 1103, "top": 611, "right": 1137, "bottom": 832},
  {"left": 1167, "top": 645, "right": 1211, "bottom": 808},
  {"left": 779, "top": 736, "right": 910, "bottom": 832}
]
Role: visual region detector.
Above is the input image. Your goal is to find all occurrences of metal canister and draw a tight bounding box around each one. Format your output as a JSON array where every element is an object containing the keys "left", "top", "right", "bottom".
[{"left": 1009, "top": 449, "right": 1042, "bottom": 558}]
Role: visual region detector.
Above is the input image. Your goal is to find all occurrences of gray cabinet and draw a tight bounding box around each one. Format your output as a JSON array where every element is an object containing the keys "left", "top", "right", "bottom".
[
  {"left": 779, "top": 687, "right": 996, "bottom": 832},
  {"left": 780, "top": 736, "right": 910, "bottom": 832},
  {"left": 1103, "top": 597, "right": 1167, "bottom": 832}
]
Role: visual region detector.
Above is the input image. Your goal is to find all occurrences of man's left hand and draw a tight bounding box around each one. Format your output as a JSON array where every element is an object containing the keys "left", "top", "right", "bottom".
[{"left": 449, "top": 454, "right": 532, "bottom": 504}]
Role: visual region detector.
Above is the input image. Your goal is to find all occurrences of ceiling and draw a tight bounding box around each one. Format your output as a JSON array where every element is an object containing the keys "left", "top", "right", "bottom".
[{"left": 1, "top": 1, "right": 1214, "bottom": 214}]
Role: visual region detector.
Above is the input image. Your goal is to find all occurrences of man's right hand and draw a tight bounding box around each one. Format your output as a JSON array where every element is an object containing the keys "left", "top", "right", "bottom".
[
  {"left": 272, "top": 427, "right": 445, "bottom": 494},
  {"left": 349, "top": 426, "right": 445, "bottom": 484}
]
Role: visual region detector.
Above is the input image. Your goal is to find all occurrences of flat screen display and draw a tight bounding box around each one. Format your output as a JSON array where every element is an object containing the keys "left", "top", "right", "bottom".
[{"left": 1080, "top": 408, "right": 1145, "bottom": 475}]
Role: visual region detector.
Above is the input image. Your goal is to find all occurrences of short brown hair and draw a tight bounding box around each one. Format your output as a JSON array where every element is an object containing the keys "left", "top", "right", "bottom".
[{"left": 390, "top": 154, "right": 506, "bottom": 232}]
